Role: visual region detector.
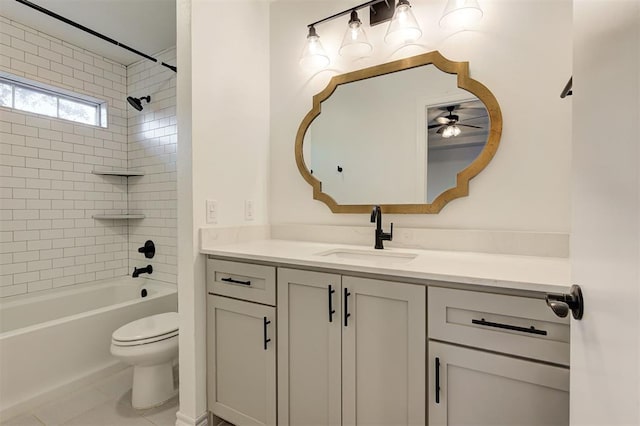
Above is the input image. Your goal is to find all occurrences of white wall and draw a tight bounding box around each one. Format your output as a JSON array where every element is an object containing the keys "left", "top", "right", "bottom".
[
  {"left": 127, "top": 48, "right": 177, "bottom": 285},
  {"left": 0, "top": 17, "right": 129, "bottom": 297},
  {"left": 177, "top": 1, "right": 271, "bottom": 423},
  {"left": 270, "top": 0, "right": 572, "bottom": 232},
  {"left": 570, "top": 0, "right": 640, "bottom": 424}
]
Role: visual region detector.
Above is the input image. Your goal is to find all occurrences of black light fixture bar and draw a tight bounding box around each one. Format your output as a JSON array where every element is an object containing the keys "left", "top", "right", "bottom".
[
  {"left": 14, "top": 0, "right": 177, "bottom": 73},
  {"left": 308, "top": 0, "right": 393, "bottom": 28}
]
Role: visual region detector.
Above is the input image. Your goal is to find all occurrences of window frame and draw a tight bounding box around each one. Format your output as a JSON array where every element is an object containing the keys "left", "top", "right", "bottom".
[{"left": 0, "top": 73, "right": 108, "bottom": 128}]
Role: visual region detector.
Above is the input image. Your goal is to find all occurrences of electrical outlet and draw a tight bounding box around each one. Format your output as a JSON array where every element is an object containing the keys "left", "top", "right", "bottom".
[
  {"left": 206, "top": 200, "right": 218, "bottom": 224},
  {"left": 245, "top": 200, "right": 254, "bottom": 221}
]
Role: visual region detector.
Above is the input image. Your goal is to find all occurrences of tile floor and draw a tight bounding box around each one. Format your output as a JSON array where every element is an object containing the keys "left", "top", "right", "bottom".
[{"left": 2, "top": 368, "right": 178, "bottom": 426}]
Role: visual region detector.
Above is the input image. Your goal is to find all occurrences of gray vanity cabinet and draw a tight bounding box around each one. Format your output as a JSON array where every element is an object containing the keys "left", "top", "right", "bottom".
[
  {"left": 206, "top": 259, "right": 277, "bottom": 426},
  {"left": 277, "top": 268, "right": 426, "bottom": 426},
  {"left": 428, "top": 287, "right": 570, "bottom": 426},
  {"left": 429, "top": 341, "right": 569, "bottom": 426}
]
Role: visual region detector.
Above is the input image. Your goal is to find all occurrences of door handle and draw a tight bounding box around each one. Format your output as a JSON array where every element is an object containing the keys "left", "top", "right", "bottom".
[
  {"left": 263, "top": 316, "right": 271, "bottom": 350},
  {"left": 435, "top": 357, "right": 441, "bottom": 404},
  {"left": 344, "top": 288, "right": 351, "bottom": 327},
  {"left": 328, "top": 284, "right": 336, "bottom": 322}
]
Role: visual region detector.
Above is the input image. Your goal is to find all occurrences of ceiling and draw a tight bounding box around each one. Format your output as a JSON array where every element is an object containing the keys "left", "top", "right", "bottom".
[{"left": 0, "top": 0, "right": 176, "bottom": 66}]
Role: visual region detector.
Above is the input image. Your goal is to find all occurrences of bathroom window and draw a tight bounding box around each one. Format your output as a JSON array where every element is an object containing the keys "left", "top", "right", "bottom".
[{"left": 0, "top": 73, "right": 107, "bottom": 127}]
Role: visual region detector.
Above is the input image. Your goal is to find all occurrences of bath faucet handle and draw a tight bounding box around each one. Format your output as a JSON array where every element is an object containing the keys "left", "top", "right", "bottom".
[{"left": 137, "top": 240, "right": 155, "bottom": 259}]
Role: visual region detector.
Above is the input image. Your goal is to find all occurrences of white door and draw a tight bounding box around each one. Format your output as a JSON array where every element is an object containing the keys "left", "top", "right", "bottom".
[
  {"left": 571, "top": 1, "right": 640, "bottom": 425},
  {"left": 341, "top": 276, "right": 426, "bottom": 426},
  {"left": 429, "top": 341, "right": 569, "bottom": 426},
  {"left": 207, "top": 295, "right": 276, "bottom": 426},
  {"left": 277, "top": 268, "right": 342, "bottom": 426}
]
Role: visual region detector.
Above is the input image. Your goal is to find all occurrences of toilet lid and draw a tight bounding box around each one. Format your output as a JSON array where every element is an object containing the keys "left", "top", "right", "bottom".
[{"left": 112, "top": 312, "right": 178, "bottom": 342}]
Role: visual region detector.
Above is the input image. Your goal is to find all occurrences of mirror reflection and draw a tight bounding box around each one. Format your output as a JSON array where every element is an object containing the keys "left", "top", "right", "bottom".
[{"left": 295, "top": 52, "right": 502, "bottom": 214}]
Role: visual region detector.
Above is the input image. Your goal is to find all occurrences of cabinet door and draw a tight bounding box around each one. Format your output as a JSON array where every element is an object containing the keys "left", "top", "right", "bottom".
[
  {"left": 342, "top": 277, "right": 426, "bottom": 426},
  {"left": 207, "top": 295, "right": 276, "bottom": 426},
  {"left": 429, "top": 341, "right": 569, "bottom": 426},
  {"left": 277, "top": 268, "right": 342, "bottom": 426}
]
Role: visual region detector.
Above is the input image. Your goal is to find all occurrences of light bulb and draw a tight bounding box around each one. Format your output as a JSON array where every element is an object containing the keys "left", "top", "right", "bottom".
[
  {"left": 385, "top": 0, "right": 422, "bottom": 45},
  {"left": 442, "top": 125, "right": 461, "bottom": 138},
  {"left": 300, "top": 26, "right": 330, "bottom": 70},
  {"left": 339, "top": 11, "right": 372, "bottom": 58},
  {"left": 440, "top": 0, "right": 483, "bottom": 29}
]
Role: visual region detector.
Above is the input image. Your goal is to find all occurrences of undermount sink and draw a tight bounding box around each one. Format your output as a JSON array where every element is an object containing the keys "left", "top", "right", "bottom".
[{"left": 314, "top": 248, "right": 418, "bottom": 265}]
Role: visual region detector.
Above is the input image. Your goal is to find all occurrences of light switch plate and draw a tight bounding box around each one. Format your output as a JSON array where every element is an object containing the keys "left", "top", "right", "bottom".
[
  {"left": 206, "top": 200, "right": 218, "bottom": 224},
  {"left": 245, "top": 200, "right": 254, "bottom": 221}
]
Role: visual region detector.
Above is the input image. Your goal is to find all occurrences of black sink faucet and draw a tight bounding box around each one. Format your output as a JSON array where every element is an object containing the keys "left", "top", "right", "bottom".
[
  {"left": 132, "top": 265, "right": 153, "bottom": 278},
  {"left": 371, "top": 205, "right": 393, "bottom": 249}
]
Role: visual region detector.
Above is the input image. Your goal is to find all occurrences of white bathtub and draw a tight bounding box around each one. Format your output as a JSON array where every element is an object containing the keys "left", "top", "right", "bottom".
[{"left": 0, "top": 277, "right": 177, "bottom": 420}]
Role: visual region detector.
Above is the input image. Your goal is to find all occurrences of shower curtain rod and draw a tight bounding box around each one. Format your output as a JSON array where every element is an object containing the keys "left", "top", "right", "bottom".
[{"left": 14, "top": 0, "right": 177, "bottom": 73}]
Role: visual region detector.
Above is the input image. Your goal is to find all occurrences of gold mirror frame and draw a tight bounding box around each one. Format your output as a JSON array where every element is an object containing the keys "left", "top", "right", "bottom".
[{"left": 295, "top": 51, "right": 503, "bottom": 214}]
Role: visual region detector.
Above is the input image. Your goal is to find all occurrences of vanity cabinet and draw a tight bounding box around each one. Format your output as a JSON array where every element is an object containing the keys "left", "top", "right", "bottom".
[
  {"left": 427, "top": 287, "right": 570, "bottom": 426},
  {"left": 206, "top": 259, "right": 277, "bottom": 426},
  {"left": 277, "top": 268, "right": 426, "bottom": 426}
]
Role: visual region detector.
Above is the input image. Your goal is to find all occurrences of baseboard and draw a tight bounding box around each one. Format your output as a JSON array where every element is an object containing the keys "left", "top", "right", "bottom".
[
  {"left": 0, "top": 361, "right": 127, "bottom": 422},
  {"left": 176, "top": 410, "right": 209, "bottom": 426}
]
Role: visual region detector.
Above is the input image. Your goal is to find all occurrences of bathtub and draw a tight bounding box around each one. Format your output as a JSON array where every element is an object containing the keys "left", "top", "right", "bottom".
[{"left": 0, "top": 277, "right": 177, "bottom": 420}]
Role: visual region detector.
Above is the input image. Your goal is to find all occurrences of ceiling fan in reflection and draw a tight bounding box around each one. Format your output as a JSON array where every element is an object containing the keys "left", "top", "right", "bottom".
[{"left": 428, "top": 105, "right": 483, "bottom": 138}]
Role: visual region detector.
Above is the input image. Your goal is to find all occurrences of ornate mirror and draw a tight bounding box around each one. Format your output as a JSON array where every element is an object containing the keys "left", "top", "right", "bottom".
[{"left": 295, "top": 51, "right": 502, "bottom": 213}]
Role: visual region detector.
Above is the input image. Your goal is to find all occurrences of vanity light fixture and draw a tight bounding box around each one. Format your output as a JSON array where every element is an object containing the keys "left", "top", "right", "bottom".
[
  {"left": 301, "top": 0, "right": 424, "bottom": 70},
  {"left": 384, "top": 0, "right": 423, "bottom": 45},
  {"left": 439, "top": 0, "right": 484, "bottom": 29},
  {"left": 300, "top": 25, "right": 330, "bottom": 70},
  {"left": 339, "top": 10, "right": 373, "bottom": 58}
]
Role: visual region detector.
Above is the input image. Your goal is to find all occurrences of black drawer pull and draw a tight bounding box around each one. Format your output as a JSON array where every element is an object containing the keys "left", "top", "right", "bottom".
[
  {"left": 472, "top": 318, "right": 547, "bottom": 336},
  {"left": 263, "top": 317, "right": 271, "bottom": 350},
  {"left": 221, "top": 277, "right": 251, "bottom": 286}
]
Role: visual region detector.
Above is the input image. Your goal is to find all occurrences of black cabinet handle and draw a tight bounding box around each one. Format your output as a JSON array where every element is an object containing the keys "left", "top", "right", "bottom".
[
  {"left": 263, "top": 317, "right": 271, "bottom": 350},
  {"left": 471, "top": 318, "right": 547, "bottom": 336},
  {"left": 435, "top": 357, "right": 441, "bottom": 404},
  {"left": 328, "top": 285, "right": 336, "bottom": 322},
  {"left": 344, "top": 288, "right": 351, "bottom": 327},
  {"left": 221, "top": 277, "right": 251, "bottom": 286}
]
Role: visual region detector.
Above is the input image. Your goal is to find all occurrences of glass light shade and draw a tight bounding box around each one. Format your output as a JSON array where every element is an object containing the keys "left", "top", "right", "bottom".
[
  {"left": 442, "top": 125, "right": 461, "bottom": 138},
  {"left": 339, "top": 11, "right": 373, "bottom": 58},
  {"left": 439, "top": 0, "right": 483, "bottom": 29},
  {"left": 384, "top": 0, "right": 422, "bottom": 45},
  {"left": 300, "top": 27, "right": 330, "bottom": 70}
]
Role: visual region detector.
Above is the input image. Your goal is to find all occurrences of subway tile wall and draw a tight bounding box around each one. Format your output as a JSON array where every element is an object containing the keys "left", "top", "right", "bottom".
[
  {"left": 126, "top": 48, "right": 177, "bottom": 285},
  {"left": 0, "top": 17, "right": 177, "bottom": 297}
]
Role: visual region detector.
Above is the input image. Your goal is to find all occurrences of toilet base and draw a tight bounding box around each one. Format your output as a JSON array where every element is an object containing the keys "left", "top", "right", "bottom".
[{"left": 132, "top": 361, "right": 177, "bottom": 409}]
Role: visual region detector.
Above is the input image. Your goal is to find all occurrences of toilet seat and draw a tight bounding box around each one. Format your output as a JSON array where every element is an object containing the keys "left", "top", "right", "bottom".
[{"left": 112, "top": 312, "right": 178, "bottom": 347}]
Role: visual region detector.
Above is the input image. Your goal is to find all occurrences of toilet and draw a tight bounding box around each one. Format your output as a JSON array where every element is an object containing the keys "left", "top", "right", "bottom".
[{"left": 110, "top": 312, "right": 179, "bottom": 409}]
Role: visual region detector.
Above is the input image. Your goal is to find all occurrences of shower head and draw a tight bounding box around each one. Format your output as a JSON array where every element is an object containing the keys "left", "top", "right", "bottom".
[{"left": 127, "top": 95, "right": 151, "bottom": 111}]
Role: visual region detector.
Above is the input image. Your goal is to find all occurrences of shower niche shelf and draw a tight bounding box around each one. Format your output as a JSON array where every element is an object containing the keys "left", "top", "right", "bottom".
[
  {"left": 92, "top": 214, "right": 145, "bottom": 220},
  {"left": 92, "top": 169, "right": 144, "bottom": 177},
  {"left": 92, "top": 168, "right": 145, "bottom": 220}
]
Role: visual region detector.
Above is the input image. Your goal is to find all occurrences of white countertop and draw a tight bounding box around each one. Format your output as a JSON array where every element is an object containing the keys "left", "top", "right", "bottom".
[{"left": 201, "top": 239, "right": 571, "bottom": 294}]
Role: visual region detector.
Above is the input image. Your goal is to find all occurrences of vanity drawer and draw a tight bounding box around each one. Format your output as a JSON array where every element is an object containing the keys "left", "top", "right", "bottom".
[
  {"left": 428, "top": 287, "right": 570, "bottom": 366},
  {"left": 207, "top": 258, "right": 276, "bottom": 306}
]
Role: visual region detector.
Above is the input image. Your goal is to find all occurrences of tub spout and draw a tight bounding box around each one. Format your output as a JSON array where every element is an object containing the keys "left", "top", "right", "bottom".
[{"left": 132, "top": 265, "right": 153, "bottom": 278}]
